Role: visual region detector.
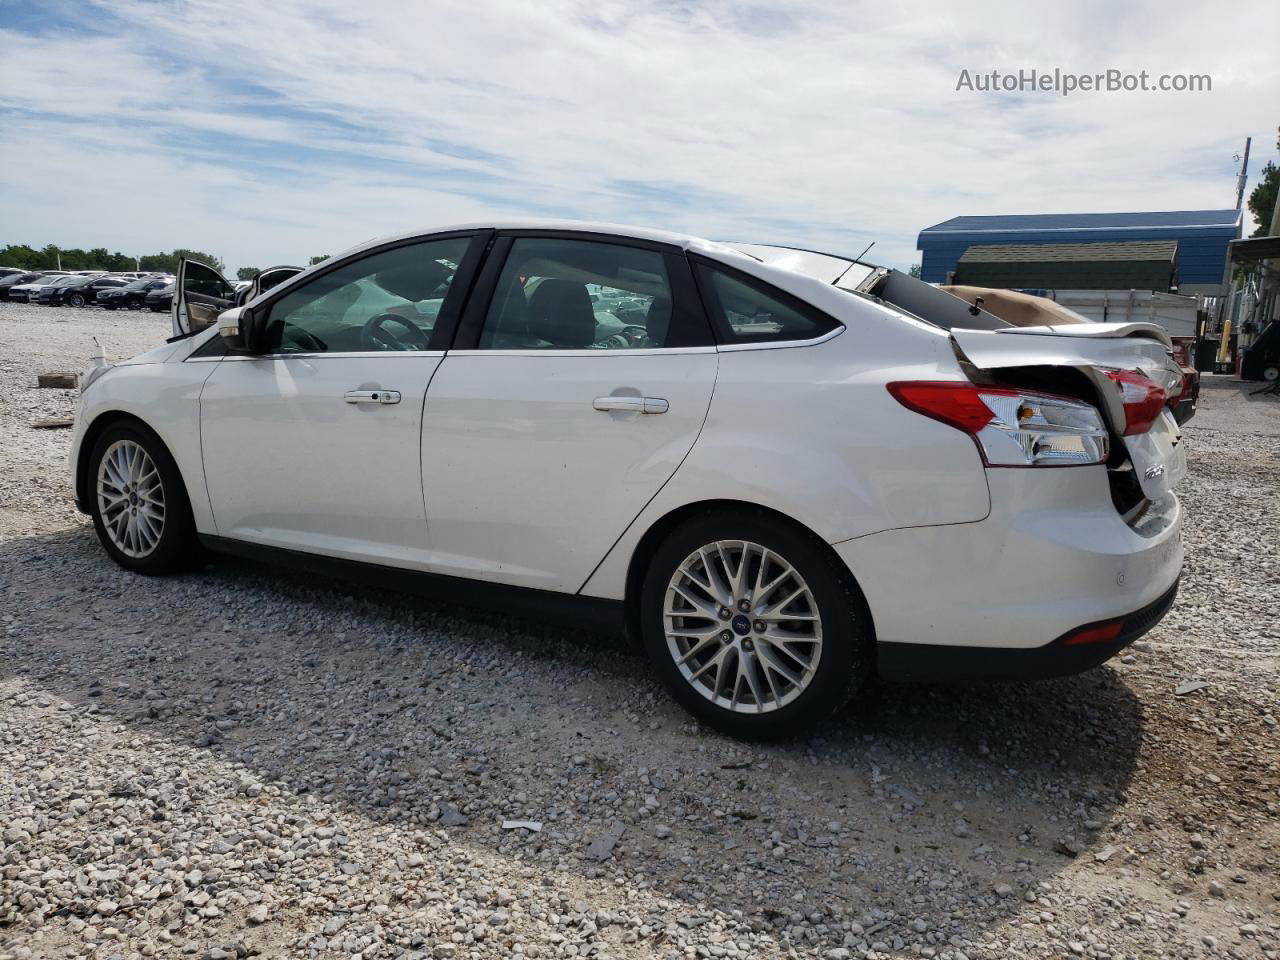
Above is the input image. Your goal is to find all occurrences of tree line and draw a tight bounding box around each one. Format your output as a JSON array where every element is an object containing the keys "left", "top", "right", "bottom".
[{"left": 1, "top": 243, "right": 224, "bottom": 274}]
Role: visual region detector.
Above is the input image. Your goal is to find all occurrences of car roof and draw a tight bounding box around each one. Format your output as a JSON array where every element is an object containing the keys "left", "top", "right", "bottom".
[
  {"left": 332, "top": 219, "right": 753, "bottom": 264},
  {"left": 307, "top": 219, "right": 760, "bottom": 287}
]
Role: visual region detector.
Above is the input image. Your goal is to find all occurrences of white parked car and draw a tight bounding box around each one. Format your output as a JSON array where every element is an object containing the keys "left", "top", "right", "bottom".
[
  {"left": 71, "top": 221, "right": 1186, "bottom": 737},
  {"left": 8, "top": 273, "right": 69, "bottom": 302}
]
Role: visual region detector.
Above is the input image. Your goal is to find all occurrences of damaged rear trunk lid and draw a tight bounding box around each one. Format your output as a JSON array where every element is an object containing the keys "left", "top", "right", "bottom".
[{"left": 948, "top": 323, "right": 1187, "bottom": 502}]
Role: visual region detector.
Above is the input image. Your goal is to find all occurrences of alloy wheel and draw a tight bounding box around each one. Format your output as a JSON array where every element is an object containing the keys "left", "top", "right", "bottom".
[
  {"left": 96, "top": 439, "right": 165, "bottom": 558},
  {"left": 663, "top": 540, "right": 823, "bottom": 714}
]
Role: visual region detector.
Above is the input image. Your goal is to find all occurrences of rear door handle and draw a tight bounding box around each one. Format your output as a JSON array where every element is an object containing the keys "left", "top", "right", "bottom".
[
  {"left": 593, "top": 396, "right": 668, "bottom": 414},
  {"left": 345, "top": 389, "right": 401, "bottom": 405}
]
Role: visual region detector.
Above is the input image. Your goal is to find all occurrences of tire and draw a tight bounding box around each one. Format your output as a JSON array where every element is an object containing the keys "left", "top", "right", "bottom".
[
  {"left": 88, "top": 421, "right": 202, "bottom": 574},
  {"left": 68, "top": 293, "right": 85, "bottom": 307},
  {"left": 127, "top": 297, "right": 143, "bottom": 310},
  {"left": 640, "top": 508, "right": 872, "bottom": 739},
  {"left": 1263, "top": 365, "right": 1280, "bottom": 383}
]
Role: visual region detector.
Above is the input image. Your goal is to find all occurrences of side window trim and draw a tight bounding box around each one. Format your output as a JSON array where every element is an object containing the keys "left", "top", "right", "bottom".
[
  {"left": 452, "top": 231, "right": 714, "bottom": 352},
  {"left": 689, "top": 254, "right": 841, "bottom": 346},
  {"left": 251, "top": 230, "right": 491, "bottom": 356}
]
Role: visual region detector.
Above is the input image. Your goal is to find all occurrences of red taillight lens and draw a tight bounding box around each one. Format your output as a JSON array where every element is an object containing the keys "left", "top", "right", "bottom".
[
  {"left": 1064, "top": 621, "right": 1124, "bottom": 646},
  {"left": 885, "top": 381, "right": 1005, "bottom": 432},
  {"left": 1104, "top": 370, "right": 1166, "bottom": 436},
  {"left": 887, "top": 381, "right": 1109, "bottom": 467}
]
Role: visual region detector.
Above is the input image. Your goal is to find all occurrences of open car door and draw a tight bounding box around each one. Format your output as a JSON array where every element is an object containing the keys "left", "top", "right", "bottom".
[
  {"left": 246, "top": 265, "right": 302, "bottom": 302},
  {"left": 174, "top": 258, "right": 235, "bottom": 337}
]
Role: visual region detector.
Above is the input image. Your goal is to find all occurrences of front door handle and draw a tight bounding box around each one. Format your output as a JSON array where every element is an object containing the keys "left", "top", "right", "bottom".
[
  {"left": 593, "top": 396, "right": 668, "bottom": 414},
  {"left": 345, "top": 389, "right": 401, "bottom": 405}
]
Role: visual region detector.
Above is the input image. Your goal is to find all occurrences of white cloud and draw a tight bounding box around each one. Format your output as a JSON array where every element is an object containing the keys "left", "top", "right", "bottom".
[{"left": 1, "top": 0, "right": 1277, "bottom": 272}]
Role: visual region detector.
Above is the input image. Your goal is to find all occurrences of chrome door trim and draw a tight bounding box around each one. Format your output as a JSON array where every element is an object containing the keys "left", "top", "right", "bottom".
[
  {"left": 189, "top": 350, "right": 447, "bottom": 363},
  {"left": 445, "top": 346, "right": 718, "bottom": 358},
  {"left": 714, "top": 325, "right": 846, "bottom": 352}
]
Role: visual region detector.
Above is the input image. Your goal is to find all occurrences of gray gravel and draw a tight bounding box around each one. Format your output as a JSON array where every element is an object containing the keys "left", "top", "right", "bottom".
[{"left": 1, "top": 301, "right": 1277, "bottom": 959}]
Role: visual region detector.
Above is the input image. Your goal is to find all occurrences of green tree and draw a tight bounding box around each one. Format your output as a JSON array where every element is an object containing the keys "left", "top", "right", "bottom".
[
  {"left": 0, "top": 244, "right": 41, "bottom": 269},
  {"left": 309, "top": 254, "right": 330, "bottom": 266},
  {"left": 1248, "top": 130, "right": 1279, "bottom": 238},
  {"left": 908, "top": 263, "right": 922, "bottom": 279},
  {"left": 236, "top": 266, "right": 260, "bottom": 281},
  {"left": 138, "top": 249, "right": 224, "bottom": 274}
]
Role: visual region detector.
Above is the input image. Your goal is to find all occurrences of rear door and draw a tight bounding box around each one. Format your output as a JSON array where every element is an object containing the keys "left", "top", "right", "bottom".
[
  {"left": 419, "top": 233, "right": 717, "bottom": 592},
  {"left": 174, "top": 258, "right": 234, "bottom": 336}
]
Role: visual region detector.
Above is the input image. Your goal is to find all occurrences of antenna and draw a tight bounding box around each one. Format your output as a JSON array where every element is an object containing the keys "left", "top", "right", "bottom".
[{"left": 832, "top": 240, "right": 876, "bottom": 287}]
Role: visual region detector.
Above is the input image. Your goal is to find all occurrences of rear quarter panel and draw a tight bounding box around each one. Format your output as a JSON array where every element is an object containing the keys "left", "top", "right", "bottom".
[{"left": 580, "top": 308, "right": 992, "bottom": 599}]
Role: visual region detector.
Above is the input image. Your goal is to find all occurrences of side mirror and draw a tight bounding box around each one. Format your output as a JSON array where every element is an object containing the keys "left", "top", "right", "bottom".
[{"left": 217, "top": 306, "right": 259, "bottom": 352}]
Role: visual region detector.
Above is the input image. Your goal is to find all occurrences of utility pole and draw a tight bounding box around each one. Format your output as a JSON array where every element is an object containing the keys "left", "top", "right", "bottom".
[{"left": 1235, "top": 137, "right": 1252, "bottom": 210}]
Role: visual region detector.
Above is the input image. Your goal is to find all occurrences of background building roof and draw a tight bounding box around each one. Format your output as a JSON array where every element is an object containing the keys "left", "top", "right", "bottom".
[
  {"left": 957, "top": 240, "right": 1178, "bottom": 263},
  {"left": 917, "top": 209, "right": 1242, "bottom": 292}
]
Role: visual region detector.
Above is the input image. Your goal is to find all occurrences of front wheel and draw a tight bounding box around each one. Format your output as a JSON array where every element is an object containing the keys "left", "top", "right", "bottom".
[
  {"left": 88, "top": 422, "right": 201, "bottom": 574},
  {"left": 68, "top": 293, "right": 85, "bottom": 307},
  {"left": 640, "top": 510, "right": 872, "bottom": 739}
]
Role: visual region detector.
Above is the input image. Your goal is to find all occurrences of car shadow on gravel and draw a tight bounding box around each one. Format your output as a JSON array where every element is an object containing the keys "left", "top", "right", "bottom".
[{"left": 3, "top": 526, "right": 1146, "bottom": 945}]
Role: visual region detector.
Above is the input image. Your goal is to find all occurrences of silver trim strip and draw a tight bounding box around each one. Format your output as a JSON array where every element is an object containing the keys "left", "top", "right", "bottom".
[
  {"left": 715, "top": 325, "right": 845, "bottom": 352},
  {"left": 445, "top": 346, "right": 718, "bottom": 358},
  {"left": 189, "top": 350, "right": 447, "bottom": 363}
]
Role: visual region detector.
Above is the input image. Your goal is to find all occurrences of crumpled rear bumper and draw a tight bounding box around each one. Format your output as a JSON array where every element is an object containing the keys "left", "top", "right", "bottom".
[{"left": 876, "top": 579, "right": 1178, "bottom": 682}]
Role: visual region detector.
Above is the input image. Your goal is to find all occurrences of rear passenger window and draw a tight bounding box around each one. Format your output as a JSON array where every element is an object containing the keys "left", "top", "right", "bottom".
[{"left": 696, "top": 263, "right": 839, "bottom": 344}]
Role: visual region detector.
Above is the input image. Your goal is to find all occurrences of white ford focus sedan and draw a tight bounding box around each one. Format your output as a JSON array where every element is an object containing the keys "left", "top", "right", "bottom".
[{"left": 71, "top": 221, "right": 1185, "bottom": 737}]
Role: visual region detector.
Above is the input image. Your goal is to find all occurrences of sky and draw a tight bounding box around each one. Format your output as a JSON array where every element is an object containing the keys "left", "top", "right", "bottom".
[{"left": 0, "top": 0, "right": 1277, "bottom": 274}]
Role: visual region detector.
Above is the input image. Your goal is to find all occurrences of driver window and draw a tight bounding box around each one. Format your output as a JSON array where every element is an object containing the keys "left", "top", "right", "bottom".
[
  {"left": 478, "top": 238, "right": 673, "bottom": 350},
  {"left": 263, "top": 237, "right": 471, "bottom": 354}
]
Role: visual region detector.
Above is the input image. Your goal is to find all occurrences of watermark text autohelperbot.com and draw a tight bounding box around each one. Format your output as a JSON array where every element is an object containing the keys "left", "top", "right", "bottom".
[{"left": 956, "top": 68, "right": 1211, "bottom": 96}]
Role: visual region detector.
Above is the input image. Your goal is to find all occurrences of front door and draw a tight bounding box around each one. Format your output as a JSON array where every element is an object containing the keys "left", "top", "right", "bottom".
[
  {"left": 420, "top": 234, "right": 717, "bottom": 592},
  {"left": 174, "top": 258, "right": 235, "bottom": 336},
  {"left": 198, "top": 234, "right": 480, "bottom": 565}
]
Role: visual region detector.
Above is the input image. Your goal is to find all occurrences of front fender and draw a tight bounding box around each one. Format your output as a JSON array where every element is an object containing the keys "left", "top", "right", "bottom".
[{"left": 72, "top": 359, "right": 220, "bottom": 532}]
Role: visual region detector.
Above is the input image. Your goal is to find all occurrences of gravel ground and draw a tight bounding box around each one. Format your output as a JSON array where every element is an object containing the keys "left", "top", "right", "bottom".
[{"left": 1, "top": 302, "right": 1277, "bottom": 960}]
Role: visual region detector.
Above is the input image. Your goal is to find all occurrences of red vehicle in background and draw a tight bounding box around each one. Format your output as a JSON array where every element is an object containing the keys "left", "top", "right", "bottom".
[{"left": 1168, "top": 338, "right": 1199, "bottom": 425}]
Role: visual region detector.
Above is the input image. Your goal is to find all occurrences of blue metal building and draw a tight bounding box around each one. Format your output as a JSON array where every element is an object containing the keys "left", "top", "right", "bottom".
[{"left": 917, "top": 209, "right": 1242, "bottom": 295}]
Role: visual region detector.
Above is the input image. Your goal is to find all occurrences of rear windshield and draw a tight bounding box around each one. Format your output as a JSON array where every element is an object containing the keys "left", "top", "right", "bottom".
[{"left": 867, "top": 272, "right": 1010, "bottom": 332}]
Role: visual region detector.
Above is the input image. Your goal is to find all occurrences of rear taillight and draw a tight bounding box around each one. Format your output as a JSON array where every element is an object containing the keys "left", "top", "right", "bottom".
[
  {"left": 1103, "top": 370, "right": 1166, "bottom": 435},
  {"left": 887, "top": 381, "right": 1109, "bottom": 467}
]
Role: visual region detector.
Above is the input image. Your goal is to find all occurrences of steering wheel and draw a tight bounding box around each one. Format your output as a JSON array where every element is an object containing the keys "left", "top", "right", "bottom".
[
  {"left": 360, "top": 313, "right": 431, "bottom": 351},
  {"left": 595, "top": 325, "right": 650, "bottom": 350}
]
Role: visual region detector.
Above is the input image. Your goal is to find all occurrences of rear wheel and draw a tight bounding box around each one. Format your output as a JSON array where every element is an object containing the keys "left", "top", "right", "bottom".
[
  {"left": 1263, "top": 364, "right": 1279, "bottom": 383},
  {"left": 88, "top": 422, "right": 201, "bottom": 574},
  {"left": 640, "top": 509, "right": 872, "bottom": 739}
]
